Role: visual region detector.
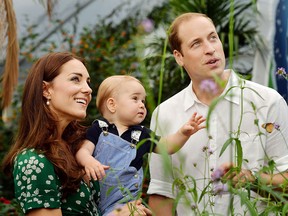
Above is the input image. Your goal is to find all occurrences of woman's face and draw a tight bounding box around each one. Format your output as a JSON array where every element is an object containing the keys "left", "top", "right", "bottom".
[{"left": 45, "top": 59, "right": 92, "bottom": 124}]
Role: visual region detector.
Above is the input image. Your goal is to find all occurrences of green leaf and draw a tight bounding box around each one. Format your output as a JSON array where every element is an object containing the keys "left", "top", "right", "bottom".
[
  {"left": 219, "top": 137, "right": 234, "bottom": 157},
  {"left": 235, "top": 138, "right": 243, "bottom": 167}
]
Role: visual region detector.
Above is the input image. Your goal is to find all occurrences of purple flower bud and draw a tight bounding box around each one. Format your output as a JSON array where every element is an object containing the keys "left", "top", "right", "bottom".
[
  {"left": 273, "top": 123, "right": 280, "bottom": 131},
  {"left": 212, "top": 182, "right": 229, "bottom": 195},
  {"left": 276, "top": 67, "right": 288, "bottom": 80},
  {"left": 140, "top": 19, "right": 154, "bottom": 33},
  {"left": 211, "top": 168, "right": 224, "bottom": 181},
  {"left": 200, "top": 79, "right": 219, "bottom": 95},
  {"left": 276, "top": 67, "right": 287, "bottom": 75}
]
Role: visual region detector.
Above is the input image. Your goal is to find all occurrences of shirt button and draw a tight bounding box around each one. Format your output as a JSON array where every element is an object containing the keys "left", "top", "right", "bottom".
[
  {"left": 130, "top": 144, "right": 136, "bottom": 148},
  {"left": 134, "top": 183, "right": 139, "bottom": 188},
  {"left": 134, "top": 174, "right": 138, "bottom": 178}
]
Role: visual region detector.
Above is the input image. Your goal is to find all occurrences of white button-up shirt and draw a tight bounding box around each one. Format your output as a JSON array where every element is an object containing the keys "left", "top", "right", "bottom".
[{"left": 148, "top": 70, "right": 288, "bottom": 215}]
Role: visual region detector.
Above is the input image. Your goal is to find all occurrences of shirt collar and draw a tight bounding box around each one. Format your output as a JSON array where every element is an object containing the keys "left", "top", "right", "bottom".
[
  {"left": 221, "top": 69, "right": 241, "bottom": 105},
  {"left": 184, "top": 82, "right": 196, "bottom": 111},
  {"left": 98, "top": 117, "right": 143, "bottom": 130}
]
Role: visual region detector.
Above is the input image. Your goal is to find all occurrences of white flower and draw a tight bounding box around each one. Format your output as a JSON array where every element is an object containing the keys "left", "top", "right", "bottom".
[
  {"left": 34, "top": 189, "right": 39, "bottom": 195},
  {"left": 36, "top": 167, "right": 41, "bottom": 173},
  {"left": 44, "top": 202, "right": 50, "bottom": 208},
  {"left": 31, "top": 175, "right": 37, "bottom": 180}
]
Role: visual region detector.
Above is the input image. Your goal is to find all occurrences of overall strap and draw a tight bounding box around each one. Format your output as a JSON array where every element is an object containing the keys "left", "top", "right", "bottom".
[
  {"left": 97, "top": 119, "right": 109, "bottom": 136},
  {"left": 130, "top": 126, "right": 143, "bottom": 148}
]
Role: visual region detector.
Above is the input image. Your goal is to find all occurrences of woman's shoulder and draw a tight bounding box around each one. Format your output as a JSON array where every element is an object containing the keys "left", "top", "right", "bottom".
[
  {"left": 14, "top": 148, "right": 54, "bottom": 174},
  {"left": 15, "top": 148, "right": 49, "bottom": 163}
]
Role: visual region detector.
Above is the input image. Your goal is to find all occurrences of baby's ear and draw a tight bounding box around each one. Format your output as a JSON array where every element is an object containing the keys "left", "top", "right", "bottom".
[{"left": 106, "top": 98, "right": 116, "bottom": 113}]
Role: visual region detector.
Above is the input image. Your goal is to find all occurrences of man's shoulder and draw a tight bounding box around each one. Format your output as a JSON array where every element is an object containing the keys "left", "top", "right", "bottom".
[{"left": 244, "top": 79, "right": 283, "bottom": 99}]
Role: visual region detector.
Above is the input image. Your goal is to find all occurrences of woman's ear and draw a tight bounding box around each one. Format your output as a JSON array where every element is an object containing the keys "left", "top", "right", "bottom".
[
  {"left": 42, "top": 81, "right": 51, "bottom": 99},
  {"left": 173, "top": 50, "right": 184, "bottom": 67},
  {"left": 106, "top": 98, "right": 116, "bottom": 113}
]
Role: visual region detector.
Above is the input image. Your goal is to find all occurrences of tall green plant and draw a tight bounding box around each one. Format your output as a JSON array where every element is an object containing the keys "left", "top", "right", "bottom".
[{"left": 147, "top": 1, "right": 288, "bottom": 215}]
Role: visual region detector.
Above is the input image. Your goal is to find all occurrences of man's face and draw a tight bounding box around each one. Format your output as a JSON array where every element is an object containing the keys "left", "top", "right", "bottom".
[{"left": 173, "top": 16, "right": 226, "bottom": 82}]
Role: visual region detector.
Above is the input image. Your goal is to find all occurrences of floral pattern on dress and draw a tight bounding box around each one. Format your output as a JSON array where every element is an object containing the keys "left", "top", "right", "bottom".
[{"left": 13, "top": 148, "right": 100, "bottom": 215}]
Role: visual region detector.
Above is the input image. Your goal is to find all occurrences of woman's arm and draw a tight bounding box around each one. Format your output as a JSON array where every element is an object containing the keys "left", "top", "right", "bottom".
[{"left": 26, "top": 208, "right": 62, "bottom": 216}]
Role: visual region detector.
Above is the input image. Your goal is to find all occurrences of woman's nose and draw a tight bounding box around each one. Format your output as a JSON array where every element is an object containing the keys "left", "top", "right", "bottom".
[{"left": 82, "top": 82, "right": 92, "bottom": 94}]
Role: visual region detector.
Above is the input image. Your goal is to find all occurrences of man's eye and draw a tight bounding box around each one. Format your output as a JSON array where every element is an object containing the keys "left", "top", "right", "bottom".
[
  {"left": 192, "top": 41, "right": 200, "bottom": 48},
  {"left": 210, "top": 35, "right": 218, "bottom": 40}
]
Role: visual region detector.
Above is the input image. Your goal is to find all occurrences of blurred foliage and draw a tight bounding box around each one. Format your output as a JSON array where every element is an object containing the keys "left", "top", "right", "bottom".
[{"left": 76, "top": 17, "right": 141, "bottom": 121}]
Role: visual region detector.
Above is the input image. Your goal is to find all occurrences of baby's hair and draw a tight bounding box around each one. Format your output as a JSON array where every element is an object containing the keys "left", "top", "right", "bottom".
[{"left": 96, "top": 75, "right": 142, "bottom": 115}]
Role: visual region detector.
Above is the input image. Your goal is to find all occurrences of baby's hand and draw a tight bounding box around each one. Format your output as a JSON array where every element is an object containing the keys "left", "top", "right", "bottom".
[
  {"left": 83, "top": 156, "right": 110, "bottom": 181},
  {"left": 181, "top": 112, "right": 206, "bottom": 136}
]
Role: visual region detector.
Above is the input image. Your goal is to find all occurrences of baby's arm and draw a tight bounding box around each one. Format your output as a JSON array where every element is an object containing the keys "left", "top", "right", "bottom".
[
  {"left": 154, "top": 112, "right": 205, "bottom": 154},
  {"left": 76, "top": 140, "right": 109, "bottom": 180}
]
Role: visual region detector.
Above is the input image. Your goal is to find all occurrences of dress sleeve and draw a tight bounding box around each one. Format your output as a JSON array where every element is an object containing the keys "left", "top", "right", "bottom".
[{"left": 13, "top": 149, "right": 61, "bottom": 213}]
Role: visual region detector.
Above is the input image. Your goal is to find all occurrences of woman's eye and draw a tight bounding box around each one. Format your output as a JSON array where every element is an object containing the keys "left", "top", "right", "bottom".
[
  {"left": 71, "top": 76, "right": 80, "bottom": 82},
  {"left": 87, "top": 81, "right": 91, "bottom": 87}
]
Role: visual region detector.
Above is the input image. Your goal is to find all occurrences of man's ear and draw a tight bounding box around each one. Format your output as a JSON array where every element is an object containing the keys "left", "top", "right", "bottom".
[
  {"left": 173, "top": 50, "right": 184, "bottom": 67},
  {"left": 106, "top": 98, "right": 116, "bottom": 113},
  {"left": 42, "top": 81, "right": 51, "bottom": 99}
]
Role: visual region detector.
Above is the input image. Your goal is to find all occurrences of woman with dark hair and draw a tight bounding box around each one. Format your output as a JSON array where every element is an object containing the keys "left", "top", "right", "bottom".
[{"left": 2, "top": 52, "right": 151, "bottom": 216}]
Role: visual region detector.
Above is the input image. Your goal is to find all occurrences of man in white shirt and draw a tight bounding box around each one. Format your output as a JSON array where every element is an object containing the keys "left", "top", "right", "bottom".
[{"left": 147, "top": 12, "right": 288, "bottom": 215}]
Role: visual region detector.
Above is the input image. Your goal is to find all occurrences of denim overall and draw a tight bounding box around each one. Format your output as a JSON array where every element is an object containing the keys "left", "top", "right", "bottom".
[{"left": 93, "top": 120, "right": 144, "bottom": 215}]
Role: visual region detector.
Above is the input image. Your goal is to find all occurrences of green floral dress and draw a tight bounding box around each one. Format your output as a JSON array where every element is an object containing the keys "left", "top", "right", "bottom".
[{"left": 13, "top": 148, "right": 101, "bottom": 215}]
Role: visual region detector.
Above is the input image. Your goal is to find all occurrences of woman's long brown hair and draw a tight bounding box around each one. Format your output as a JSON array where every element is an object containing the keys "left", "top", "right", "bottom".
[{"left": 2, "top": 52, "right": 88, "bottom": 197}]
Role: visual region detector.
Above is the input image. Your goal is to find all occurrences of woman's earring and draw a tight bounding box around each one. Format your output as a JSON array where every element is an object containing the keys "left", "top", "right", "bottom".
[{"left": 46, "top": 99, "right": 50, "bottom": 105}]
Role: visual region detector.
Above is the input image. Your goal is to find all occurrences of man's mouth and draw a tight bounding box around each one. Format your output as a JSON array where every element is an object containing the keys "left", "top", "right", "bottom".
[{"left": 206, "top": 58, "right": 218, "bottom": 64}]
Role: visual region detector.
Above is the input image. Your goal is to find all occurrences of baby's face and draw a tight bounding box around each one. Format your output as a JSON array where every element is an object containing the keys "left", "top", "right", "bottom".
[{"left": 114, "top": 80, "right": 147, "bottom": 126}]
